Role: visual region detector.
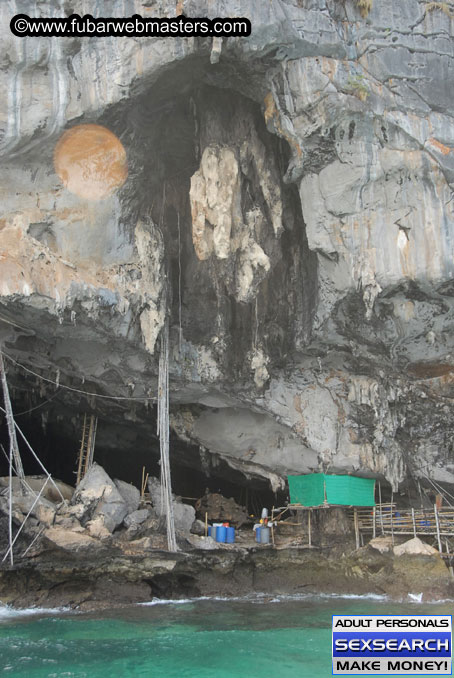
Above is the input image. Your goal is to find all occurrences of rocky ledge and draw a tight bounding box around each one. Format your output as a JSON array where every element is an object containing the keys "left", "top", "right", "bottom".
[
  {"left": 0, "top": 538, "right": 452, "bottom": 612},
  {"left": 1, "top": 467, "right": 452, "bottom": 610}
]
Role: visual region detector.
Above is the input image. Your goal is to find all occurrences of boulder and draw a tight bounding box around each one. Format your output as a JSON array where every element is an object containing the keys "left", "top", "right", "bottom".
[
  {"left": 134, "top": 516, "right": 160, "bottom": 535},
  {"left": 195, "top": 492, "right": 247, "bottom": 527},
  {"left": 53, "top": 513, "right": 84, "bottom": 532},
  {"left": 71, "top": 463, "right": 128, "bottom": 532},
  {"left": 173, "top": 502, "right": 196, "bottom": 534},
  {"left": 64, "top": 503, "right": 86, "bottom": 521},
  {"left": 34, "top": 504, "right": 56, "bottom": 527},
  {"left": 0, "top": 490, "right": 56, "bottom": 526},
  {"left": 369, "top": 536, "right": 394, "bottom": 553},
  {"left": 0, "top": 476, "right": 74, "bottom": 503},
  {"left": 44, "top": 527, "right": 100, "bottom": 551},
  {"left": 147, "top": 476, "right": 195, "bottom": 534},
  {"left": 190, "top": 519, "right": 207, "bottom": 536},
  {"left": 124, "top": 509, "right": 149, "bottom": 528},
  {"left": 187, "top": 535, "right": 217, "bottom": 550},
  {"left": 114, "top": 480, "right": 140, "bottom": 514},
  {"left": 86, "top": 516, "right": 112, "bottom": 539},
  {"left": 147, "top": 477, "right": 166, "bottom": 514},
  {"left": 394, "top": 537, "right": 439, "bottom": 557}
]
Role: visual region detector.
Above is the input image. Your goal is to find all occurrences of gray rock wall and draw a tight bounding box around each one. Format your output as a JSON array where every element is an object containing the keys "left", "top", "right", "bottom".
[{"left": 1, "top": 0, "right": 453, "bottom": 493}]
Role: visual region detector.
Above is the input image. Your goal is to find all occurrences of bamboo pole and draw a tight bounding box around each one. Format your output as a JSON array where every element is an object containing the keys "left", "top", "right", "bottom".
[
  {"left": 354, "top": 508, "right": 360, "bottom": 550},
  {"left": 205, "top": 511, "right": 208, "bottom": 538},
  {"left": 378, "top": 482, "right": 384, "bottom": 534},
  {"left": 2, "top": 477, "right": 49, "bottom": 562},
  {"left": 83, "top": 415, "right": 96, "bottom": 477},
  {"left": 0, "top": 353, "right": 25, "bottom": 482},
  {"left": 308, "top": 509, "right": 312, "bottom": 547},
  {"left": 141, "top": 466, "right": 148, "bottom": 499},
  {"left": 21, "top": 527, "right": 45, "bottom": 558},
  {"left": 434, "top": 504, "right": 442, "bottom": 553},
  {"left": 390, "top": 491, "right": 394, "bottom": 545},
  {"left": 445, "top": 540, "right": 454, "bottom": 579},
  {"left": 87, "top": 416, "right": 98, "bottom": 469},
  {"left": 7, "top": 412, "right": 65, "bottom": 503},
  {"left": 8, "top": 434, "right": 13, "bottom": 566},
  {"left": 76, "top": 413, "right": 87, "bottom": 486},
  {"left": 411, "top": 508, "right": 417, "bottom": 538},
  {"left": 0, "top": 445, "right": 38, "bottom": 497},
  {"left": 372, "top": 506, "right": 376, "bottom": 539}
]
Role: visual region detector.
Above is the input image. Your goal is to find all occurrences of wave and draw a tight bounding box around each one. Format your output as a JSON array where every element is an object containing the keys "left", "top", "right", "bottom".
[
  {"left": 138, "top": 591, "right": 389, "bottom": 606},
  {"left": 0, "top": 603, "right": 70, "bottom": 621}
]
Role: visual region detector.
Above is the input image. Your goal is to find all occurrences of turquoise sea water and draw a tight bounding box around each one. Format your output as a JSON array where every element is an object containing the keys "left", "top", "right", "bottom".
[{"left": 0, "top": 594, "right": 452, "bottom": 678}]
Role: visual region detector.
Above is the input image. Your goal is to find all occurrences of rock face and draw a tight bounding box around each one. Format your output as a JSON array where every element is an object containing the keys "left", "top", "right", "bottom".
[
  {"left": 0, "top": 539, "right": 452, "bottom": 609},
  {"left": 71, "top": 464, "right": 129, "bottom": 532},
  {"left": 394, "top": 537, "right": 439, "bottom": 557},
  {"left": 114, "top": 480, "right": 141, "bottom": 515},
  {"left": 195, "top": 493, "right": 248, "bottom": 527},
  {"left": 148, "top": 477, "right": 196, "bottom": 534},
  {"left": 0, "top": 0, "right": 454, "bottom": 498}
]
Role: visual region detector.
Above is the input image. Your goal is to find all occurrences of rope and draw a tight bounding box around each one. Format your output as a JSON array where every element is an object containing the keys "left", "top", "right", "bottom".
[
  {"left": 13, "top": 390, "right": 62, "bottom": 416},
  {"left": 422, "top": 472, "right": 454, "bottom": 507},
  {"left": 0, "top": 353, "right": 25, "bottom": 480},
  {"left": 2, "top": 477, "right": 49, "bottom": 563},
  {"left": 177, "top": 211, "right": 183, "bottom": 352},
  {"left": 0, "top": 405, "right": 65, "bottom": 503},
  {"left": 0, "top": 350, "right": 156, "bottom": 403},
  {"left": 157, "top": 319, "right": 177, "bottom": 552}
]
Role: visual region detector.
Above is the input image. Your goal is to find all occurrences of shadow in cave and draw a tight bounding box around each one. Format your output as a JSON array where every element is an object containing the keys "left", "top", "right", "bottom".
[
  {"left": 0, "top": 398, "right": 286, "bottom": 515},
  {"left": 103, "top": 55, "right": 317, "bottom": 374}
]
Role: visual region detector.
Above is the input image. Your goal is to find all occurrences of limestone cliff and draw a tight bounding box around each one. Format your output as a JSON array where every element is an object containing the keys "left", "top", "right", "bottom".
[{"left": 1, "top": 0, "right": 454, "bottom": 497}]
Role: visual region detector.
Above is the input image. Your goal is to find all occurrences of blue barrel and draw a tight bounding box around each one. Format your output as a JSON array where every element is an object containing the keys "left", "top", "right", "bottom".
[
  {"left": 226, "top": 527, "right": 235, "bottom": 543},
  {"left": 216, "top": 526, "right": 227, "bottom": 543},
  {"left": 255, "top": 526, "right": 262, "bottom": 543},
  {"left": 260, "top": 526, "right": 270, "bottom": 544},
  {"left": 209, "top": 526, "right": 217, "bottom": 540}
]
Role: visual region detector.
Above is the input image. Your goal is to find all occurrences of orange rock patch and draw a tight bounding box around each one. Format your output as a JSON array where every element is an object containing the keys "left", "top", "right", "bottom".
[
  {"left": 427, "top": 137, "right": 453, "bottom": 156},
  {"left": 54, "top": 124, "right": 128, "bottom": 200}
]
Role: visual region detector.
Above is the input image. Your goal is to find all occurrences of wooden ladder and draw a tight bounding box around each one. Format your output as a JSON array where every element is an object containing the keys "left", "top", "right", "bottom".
[{"left": 76, "top": 414, "right": 97, "bottom": 485}]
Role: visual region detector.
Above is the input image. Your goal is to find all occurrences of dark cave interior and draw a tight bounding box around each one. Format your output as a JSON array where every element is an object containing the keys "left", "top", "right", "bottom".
[{"left": 0, "top": 386, "right": 287, "bottom": 515}]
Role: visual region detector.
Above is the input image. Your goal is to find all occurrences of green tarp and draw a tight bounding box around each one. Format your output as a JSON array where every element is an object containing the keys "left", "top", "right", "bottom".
[{"left": 288, "top": 473, "right": 376, "bottom": 507}]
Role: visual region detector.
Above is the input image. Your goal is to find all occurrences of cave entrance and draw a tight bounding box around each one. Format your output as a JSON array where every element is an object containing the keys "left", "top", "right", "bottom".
[{"left": 0, "top": 393, "right": 286, "bottom": 517}]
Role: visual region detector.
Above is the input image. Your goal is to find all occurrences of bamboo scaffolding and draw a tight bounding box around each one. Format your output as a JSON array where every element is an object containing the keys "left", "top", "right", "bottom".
[
  {"left": 378, "top": 483, "right": 384, "bottom": 534},
  {"left": 0, "top": 353, "right": 25, "bottom": 482},
  {"left": 434, "top": 504, "right": 442, "bottom": 553},
  {"left": 2, "top": 477, "right": 49, "bottom": 563},
  {"left": 350, "top": 506, "right": 454, "bottom": 538},
  {"left": 354, "top": 508, "right": 360, "bottom": 549},
  {"left": 274, "top": 503, "right": 454, "bottom": 547}
]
